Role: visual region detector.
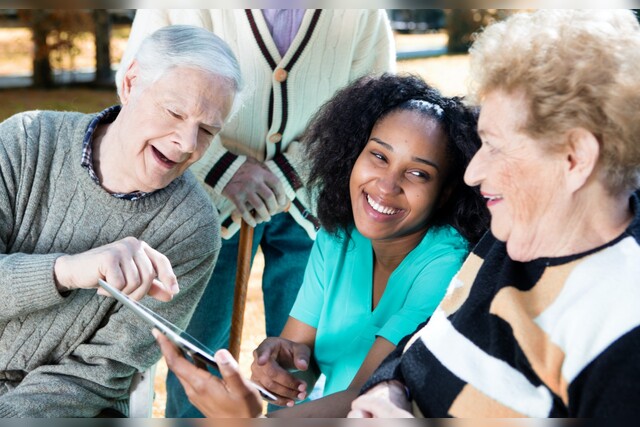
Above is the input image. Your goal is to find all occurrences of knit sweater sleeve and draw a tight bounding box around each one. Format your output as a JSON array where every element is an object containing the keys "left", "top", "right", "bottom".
[
  {"left": 0, "top": 219, "right": 219, "bottom": 418},
  {"left": 265, "top": 9, "right": 396, "bottom": 205},
  {"left": 0, "top": 114, "right": 69, "bottom": 319}
]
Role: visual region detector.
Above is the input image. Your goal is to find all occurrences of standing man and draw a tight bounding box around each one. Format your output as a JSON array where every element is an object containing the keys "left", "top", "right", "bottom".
[{"left": 117, "top": 9, "right": 395, "bottom": 417}]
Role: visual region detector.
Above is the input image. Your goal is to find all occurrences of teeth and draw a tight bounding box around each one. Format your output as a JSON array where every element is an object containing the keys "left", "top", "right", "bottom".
[
  {"left": 484, "top": 195, "right": 503, "bottom": 202},
  {"left": 366, "top": 194, "right": 400, "bottom": 215}
]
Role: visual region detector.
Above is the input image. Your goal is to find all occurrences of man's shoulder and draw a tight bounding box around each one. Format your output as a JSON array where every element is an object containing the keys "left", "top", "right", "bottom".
[
  {"left": 4, "top": 109, "right": 89, "bottom": 124},
  {"left": 0, "top": 110, "right": 92, "bottom": 165},
  {"left": 1, "top": 110, "right": 92, "bottom": 140}
]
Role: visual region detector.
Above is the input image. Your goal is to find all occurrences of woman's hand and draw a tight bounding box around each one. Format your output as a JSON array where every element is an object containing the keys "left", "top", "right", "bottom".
[
  {"left": 348, "top": 381, "right": 414, "bottom": 418},
  {"left": 54, "top": 237, "right": 178, "bottom": 302},
  {"left": 251, "top": 337, "right": 311, "bottom": 407},
  {"left": 153, "top": 329, "right": 263, "bottom": 418}
]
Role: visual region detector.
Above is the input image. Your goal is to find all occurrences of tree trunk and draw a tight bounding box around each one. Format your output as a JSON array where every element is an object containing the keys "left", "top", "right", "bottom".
[
  {"left": 93, "top": 9, "right": 112, "bottom": 86},
  {"left": 446, "top": 10, "right": 478, "bottom": 54},
  {"left": 32, "top": 10, "right": 53, "bottom": 88}
]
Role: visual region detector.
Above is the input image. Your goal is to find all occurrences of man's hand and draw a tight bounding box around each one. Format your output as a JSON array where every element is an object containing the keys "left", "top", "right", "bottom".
[
  {"left": 348, "top": 381, "right": 414, "bottom": 418},
  {"left": 53, "top": 237, "right": 178, "bottom": 302},
  {"left": 250, "top": 337, "right": 311, "bottom": 407},
  {"left": 154, "top": 329, "right": 263, "bottom": 418},
  {"left": 222, "top": 157, "right": 288, "bottom": 227}
]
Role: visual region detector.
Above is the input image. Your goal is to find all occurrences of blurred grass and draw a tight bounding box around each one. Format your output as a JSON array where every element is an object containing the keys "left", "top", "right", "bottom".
[{"left": 0, "top": 88, "right": 119, "bottom": 120}]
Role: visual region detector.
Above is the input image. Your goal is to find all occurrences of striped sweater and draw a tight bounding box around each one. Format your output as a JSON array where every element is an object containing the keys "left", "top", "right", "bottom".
[
  {"left": 116, "top": 9, "right": 396, "bottom": 239},
  {"left": 0, "top": 111, "right": 220, "bottom": 417},
  {"left": 363, "top": 194, "right": 640, "bottom": 417}
]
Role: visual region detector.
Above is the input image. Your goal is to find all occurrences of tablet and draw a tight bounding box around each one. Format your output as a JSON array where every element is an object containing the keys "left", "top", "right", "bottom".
[{"left": 97, "top": 279, "right": 277, "bottom": 402}]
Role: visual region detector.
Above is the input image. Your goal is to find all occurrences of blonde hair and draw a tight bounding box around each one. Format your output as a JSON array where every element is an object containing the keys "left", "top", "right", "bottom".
[{"left": 469, "top": 10, "right": 640, "bottom": 194}]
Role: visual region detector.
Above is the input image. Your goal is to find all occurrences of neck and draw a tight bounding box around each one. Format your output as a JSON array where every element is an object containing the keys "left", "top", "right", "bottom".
[
  {"left": 508, "top": 184, "right": 634, "bottom": 261},
  {"left": 92, "top": 119, "right": 131, "bottom": 194},
  {"left": 371, "top": 229, "right": 427, "bottom": 272}
]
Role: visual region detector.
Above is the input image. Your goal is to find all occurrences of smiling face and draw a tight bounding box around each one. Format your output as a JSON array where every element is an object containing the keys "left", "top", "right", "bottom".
[
  {"left": 464, "top": 90, "right": 569, "bottom": 261},
  {"left": 113, "top": 64, "right": 235, "bottom": 193},
  {"left": 349, "top": 109, "right": 450, "bottom": 245}
]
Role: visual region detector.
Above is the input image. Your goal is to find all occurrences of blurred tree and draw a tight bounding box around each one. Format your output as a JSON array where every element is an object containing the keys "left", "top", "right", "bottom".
[
  {"left": 30, "top": 10, "right": 53, "bottom": 88},
  {"left": 445, "top": 9, "right": 513, "bottom": 54},
  {"left": 447, "top": 9, "right": 637, "bottom": 53},
  {"left": 18, "top": 10, "right": 93, "bottom": 88},
  {"left": 93, "top": 9, "right": 112, "bottom": 86}
]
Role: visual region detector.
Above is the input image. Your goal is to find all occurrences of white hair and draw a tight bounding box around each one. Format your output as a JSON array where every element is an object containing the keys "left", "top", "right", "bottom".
[{"left": 118, "top": 25, "right": 243, "bottom": 114}]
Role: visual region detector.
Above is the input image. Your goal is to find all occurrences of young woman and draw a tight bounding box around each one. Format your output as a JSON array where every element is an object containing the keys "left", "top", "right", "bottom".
[{"left": 155, "top": 74, "right": 489, "bottom": 418}]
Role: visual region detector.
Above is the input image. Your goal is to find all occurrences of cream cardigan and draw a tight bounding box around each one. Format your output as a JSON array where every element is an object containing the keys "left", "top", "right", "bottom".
[{"left": 117, "top": 9, "right": 395, "bottom": 239}]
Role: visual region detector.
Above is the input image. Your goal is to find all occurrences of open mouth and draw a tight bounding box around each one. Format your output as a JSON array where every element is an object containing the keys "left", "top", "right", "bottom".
[
  {"left": 483, "top": 194, "right": 503, "bottom": 206},
  {"left": 152, "top": 146, "right": 177, "bottom": 168},
  {"left": 366, "top": 194, "right": 401, "bottom": 215},
  {"left": 484, "top": 195, "right": 503, "bottom": 202}
]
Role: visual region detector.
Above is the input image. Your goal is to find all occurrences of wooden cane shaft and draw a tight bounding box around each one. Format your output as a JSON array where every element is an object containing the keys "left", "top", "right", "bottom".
[{"left": 229, "top": 221, "right": 254, "bottom": 361}]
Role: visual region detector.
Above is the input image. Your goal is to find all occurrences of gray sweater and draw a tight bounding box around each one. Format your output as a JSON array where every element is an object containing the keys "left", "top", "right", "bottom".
[{"left": 0, "top": 110, "right": 220, "bottom": 417}]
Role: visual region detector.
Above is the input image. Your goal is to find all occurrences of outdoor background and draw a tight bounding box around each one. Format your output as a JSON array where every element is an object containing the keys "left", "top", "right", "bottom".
[{"left": 3, "top": 9, "right": 635, "bottom": 418}]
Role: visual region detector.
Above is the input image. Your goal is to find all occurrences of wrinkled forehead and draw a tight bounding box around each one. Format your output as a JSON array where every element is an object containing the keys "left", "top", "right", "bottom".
[
  {"left": 478, "top": 89, "right": 530, "bottom": 135},
  {"left": 151, "top": 67, "right": 236, "bottom": 123}
]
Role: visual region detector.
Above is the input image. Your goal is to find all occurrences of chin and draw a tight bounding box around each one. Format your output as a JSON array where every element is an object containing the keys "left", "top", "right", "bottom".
[
  {"left": 505, "top": 241, "right": 537, "bottom": 262},
  {"left": 490, "top": 222, "right": 508, "bottom": 243}
]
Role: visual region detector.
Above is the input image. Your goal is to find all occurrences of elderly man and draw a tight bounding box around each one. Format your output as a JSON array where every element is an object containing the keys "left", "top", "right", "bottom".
[{"left": 0, "top": 25, "right": 240, "bottom": 417}]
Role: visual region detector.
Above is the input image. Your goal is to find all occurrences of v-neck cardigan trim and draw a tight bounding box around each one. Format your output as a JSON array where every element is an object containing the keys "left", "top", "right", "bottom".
[{"left": 222, "top": 9, "right": 322, "bottom": 230}]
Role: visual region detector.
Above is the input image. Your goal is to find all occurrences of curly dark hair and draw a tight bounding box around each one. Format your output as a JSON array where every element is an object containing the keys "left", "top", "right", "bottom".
[{"left": 303, "top": 73, "right": 489, "bottom": 245}]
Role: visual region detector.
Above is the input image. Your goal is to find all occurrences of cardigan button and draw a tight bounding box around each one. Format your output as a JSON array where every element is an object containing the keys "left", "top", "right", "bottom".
[
  {"left": 268, "top": 133, "right": 282, "bottom": 143},
  {"left": 274, "top": 68, "right": 288, "bottom": 82}
]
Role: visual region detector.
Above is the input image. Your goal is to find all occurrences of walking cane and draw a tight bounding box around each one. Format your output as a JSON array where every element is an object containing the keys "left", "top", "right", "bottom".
[{"left": 229, "top": 220, "right": 254, "bottom": 361}]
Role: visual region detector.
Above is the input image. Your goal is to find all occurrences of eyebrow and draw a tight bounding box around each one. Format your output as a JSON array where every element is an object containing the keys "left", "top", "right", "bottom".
[
  {"left": 370, "top": 137, "right": 440, "bottom": 171},
  {"left": 162, "top": 99, "right": 223, "bottom": 131},
  {"left": 477, "top": 127, "right": 499, "bottom": 139},
  {"left": 202, "top": 122, "right": 222, "bottom": 132}
]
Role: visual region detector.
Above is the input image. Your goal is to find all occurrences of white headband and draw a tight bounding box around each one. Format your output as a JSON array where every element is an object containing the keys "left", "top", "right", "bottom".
[{"left": 406, "top": 99, "right": 444, "bottom": 117}]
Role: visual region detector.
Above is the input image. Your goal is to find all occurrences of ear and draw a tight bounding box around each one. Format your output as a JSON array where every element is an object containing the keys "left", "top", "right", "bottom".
[
  {"left": 120, "top": 60, "right": 140, "bottom": 105},
  {"left": 564, "top": 128, "right": 600, "bottom": 193}
]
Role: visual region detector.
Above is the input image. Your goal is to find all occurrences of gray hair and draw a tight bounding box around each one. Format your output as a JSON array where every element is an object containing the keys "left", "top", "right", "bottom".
[
  {"left": 469, "top": 9, "right": 640, "bottom": 194},
  {"left": 119, "top": 25, "right": 243, "bottom": 111}
]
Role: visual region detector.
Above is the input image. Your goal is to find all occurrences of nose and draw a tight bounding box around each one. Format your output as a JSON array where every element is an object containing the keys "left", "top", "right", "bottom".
[
  {"left": 174, "top": 122, "right": 199, "bottom": 154},
  {"left": 464, "top": 148, "right": 486, "bottom": 187},
  {"left": 376, "top": 169, "right": 402, "bottom": 196}
]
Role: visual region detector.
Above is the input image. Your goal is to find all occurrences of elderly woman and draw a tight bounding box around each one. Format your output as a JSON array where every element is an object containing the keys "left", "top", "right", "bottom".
[{"left": 348, "top": 9, "right": 640, "bottom": 417}]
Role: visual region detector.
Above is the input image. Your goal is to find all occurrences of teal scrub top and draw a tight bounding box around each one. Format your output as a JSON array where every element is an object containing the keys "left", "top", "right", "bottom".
[{"left": 289, "top": 225, "right": 468, "bottom": 396}]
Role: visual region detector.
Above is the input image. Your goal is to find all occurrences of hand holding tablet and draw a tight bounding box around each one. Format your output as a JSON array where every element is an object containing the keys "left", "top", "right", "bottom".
[{"left": 97, "top": 279, "right": 276, "bottom": 403}]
